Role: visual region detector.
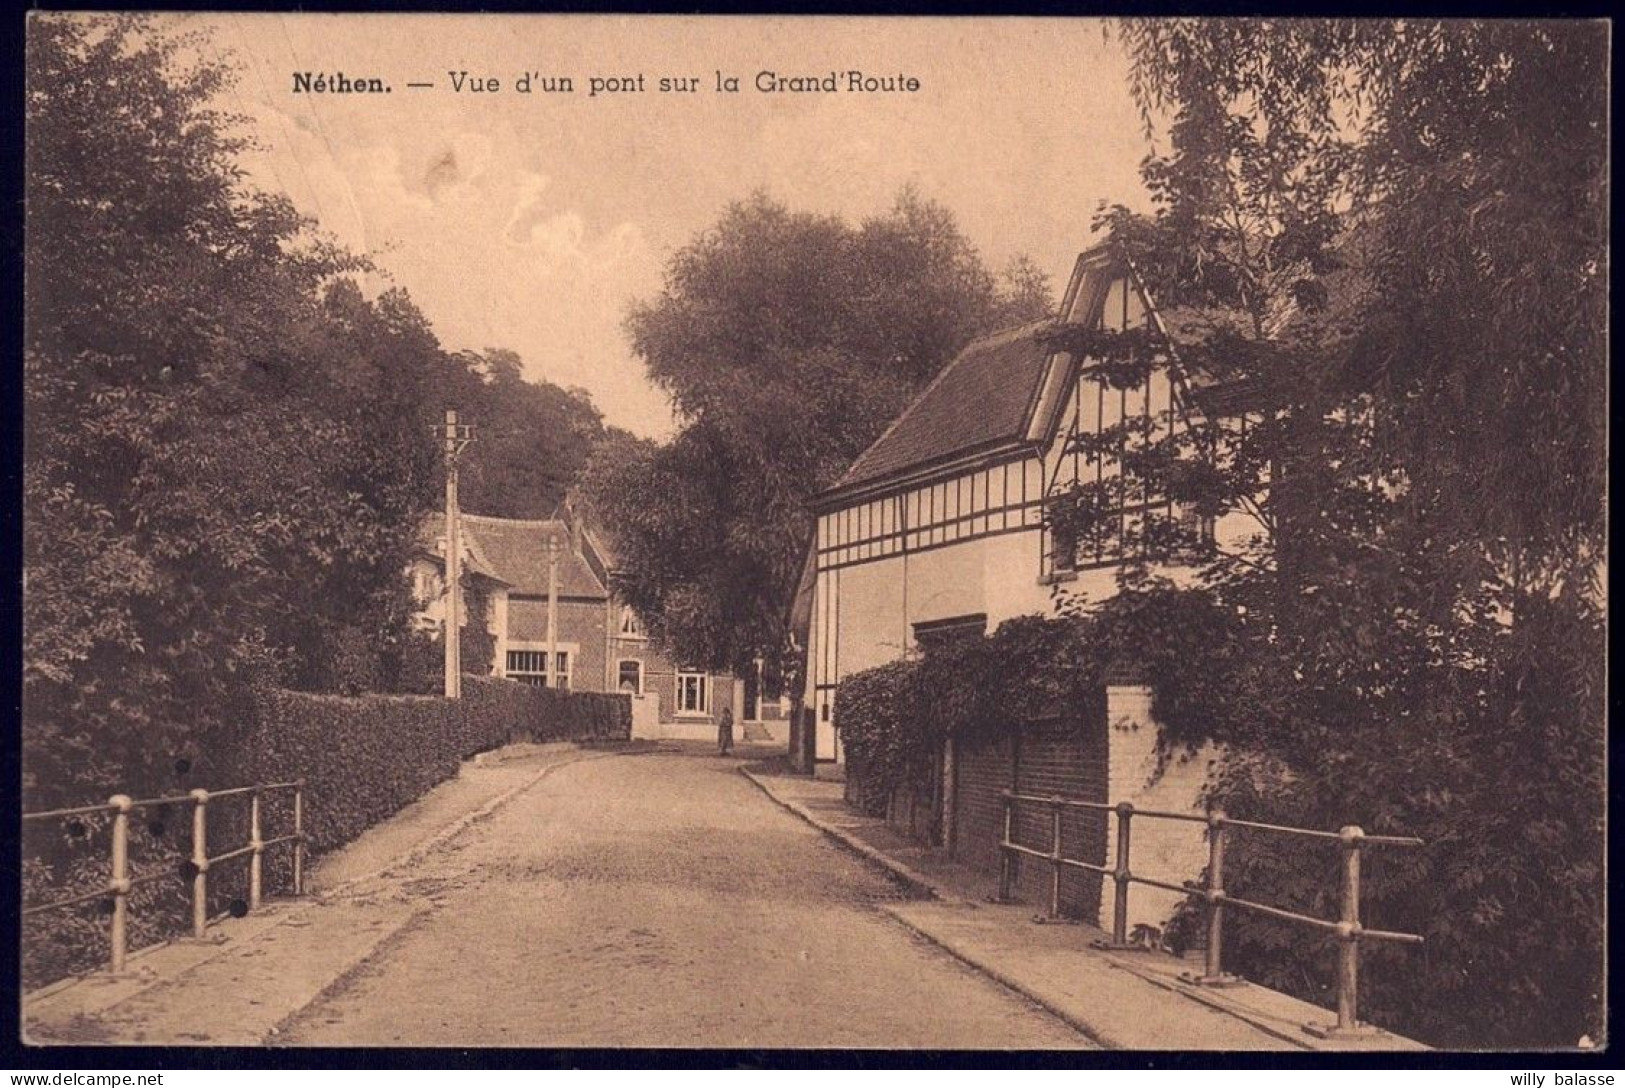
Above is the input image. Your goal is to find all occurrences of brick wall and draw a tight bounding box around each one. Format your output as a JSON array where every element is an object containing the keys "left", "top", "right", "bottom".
[
  {"left": 562, "top": 601, "right": 608, "bottom": 692},
  {"left": 638, "top": 654, "right": 737, "bottom": 727},
  {"left": 953, "top": 733, "right": 1015, "bottom": 874},
  {"left": 848, "top": 684, "right": 1212, "bottom": 931},
  {"left": 1008, "top": 716, "right": 1109, "bottom": 923},
  {"left": 508, "top": 598, "right": 610, "bottom": 692},
  {"left": 1104, "top": 685, "right": 1216, "bottom": 932},
  {"left": 940, "top": 714, "right": 1108, "bottom": 923}
]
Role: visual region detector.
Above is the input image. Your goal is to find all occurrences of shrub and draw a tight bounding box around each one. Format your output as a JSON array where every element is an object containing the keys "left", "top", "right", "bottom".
[{"left": 482, "top": 679, "right": 632, "bottom": 745}]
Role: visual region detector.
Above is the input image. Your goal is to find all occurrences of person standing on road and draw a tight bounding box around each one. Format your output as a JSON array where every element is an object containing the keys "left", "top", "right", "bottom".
[{"left": 717, "top": 706, "right": 734, "bottom": 756}]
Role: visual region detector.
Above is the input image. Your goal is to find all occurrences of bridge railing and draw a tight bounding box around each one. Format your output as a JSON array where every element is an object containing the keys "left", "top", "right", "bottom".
[
  {"left": 23, "top": 782, "right": 307, "bottom": 975},
  {"left": 998, "top": 790, "right": 1423, "bottom": 1039}
]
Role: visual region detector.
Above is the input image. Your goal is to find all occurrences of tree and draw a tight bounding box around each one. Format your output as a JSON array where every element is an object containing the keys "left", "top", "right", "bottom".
[
  {"left": 451, "top": 348, "right": 611, "bottom": 520},
  {"left": 1039, "top": 19, "right": 1605, "bottom": 1046},
  {"left": 27, "top": 15, "right": 341, "bottom": 794},
  {"left": 593, "top": 190, "right": 1053, "bottom": 683},
  {"left": 23, "top": 16, "right": 601, "bottom": 801}
]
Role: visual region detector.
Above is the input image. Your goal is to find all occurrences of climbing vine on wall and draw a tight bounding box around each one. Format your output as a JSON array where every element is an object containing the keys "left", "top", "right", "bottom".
[{"left": 834, "top": 590, "right": 1240, "bottom": 812}]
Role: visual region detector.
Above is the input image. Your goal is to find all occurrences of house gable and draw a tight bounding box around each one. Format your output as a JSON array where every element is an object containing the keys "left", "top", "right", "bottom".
[{"left": 1039, "top": 252, "right": 1191, "bottom": 574}]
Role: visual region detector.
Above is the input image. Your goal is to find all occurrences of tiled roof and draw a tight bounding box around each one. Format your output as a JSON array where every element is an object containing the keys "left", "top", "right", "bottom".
[
  {"left": 415, "top": 514, "right": 505, "bottom": 584},
  {"left": 819, "top": 232, "right": 1368, "bottom": 501},
  {"left": 419, "top": 513, "right": 607, "bottom": 598},
  {"left": 829, "top": 319, "right": 1055, "bottom": 494}
]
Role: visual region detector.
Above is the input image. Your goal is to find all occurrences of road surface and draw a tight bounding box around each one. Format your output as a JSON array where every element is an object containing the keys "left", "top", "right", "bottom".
[{"left": 278, "top": 746, "right": 1094, "bottom": 1048}]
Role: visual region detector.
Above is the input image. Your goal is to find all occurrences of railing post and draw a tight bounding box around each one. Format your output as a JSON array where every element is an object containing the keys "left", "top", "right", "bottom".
[
  {"left": 190, "top": 789, "right": 209, "bottom": 939},
  {"left": 1049, "top": 796, "right": 1063, "bottom": 918},
  {"left": 249, "top": 789, "right": 263, "bottom": 911},
  {"left": 1305, "top": 824, "right": 1390, "bottom": 1039},
  {"left": 292, "top": 780, "right": 306, "bottom": 897},
  {"left": 107, "top": 795, "right": 132, "bottom": 974},
  {"left": 1188, "top": 808, "right": 1242, "bottom": 986},
  {"left": 997, "top": 794, "right": 1013, "bottom": 902},
  {"left": 1113, "top": 802, "right": 1133, "bottom": 946},
  {"left": 1336, "top": 825, "right": 1364, "bottom": 1031},
  {"left": 1205, "top": 810, "right": 1225, "bottom": 977}
]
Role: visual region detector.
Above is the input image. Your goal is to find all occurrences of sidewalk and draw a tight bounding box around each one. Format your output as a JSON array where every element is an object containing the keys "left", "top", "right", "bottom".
[
  {"left": 22, "top": 742, "right": 631, "bottom": 1046},
  {"left": 741, "top": 767, "right": 1429, "bottom": 1052}
]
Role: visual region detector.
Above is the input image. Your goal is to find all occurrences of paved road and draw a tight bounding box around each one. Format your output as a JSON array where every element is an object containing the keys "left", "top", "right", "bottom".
[{"left": 279, "top": 747, "right": 1095, "bottom": 1048}]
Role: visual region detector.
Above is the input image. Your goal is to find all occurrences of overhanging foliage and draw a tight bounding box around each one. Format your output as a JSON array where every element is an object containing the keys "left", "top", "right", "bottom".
[{"left": 1049, "top": 18, "right": 1610, "bottom": 1047}]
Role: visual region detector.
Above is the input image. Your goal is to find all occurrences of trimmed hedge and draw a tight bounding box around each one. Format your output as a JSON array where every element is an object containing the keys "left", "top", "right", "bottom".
[
  {"left": 241, "top": 678, "right": 630, "bottom": 855},
  {"left": 487, "top": 680, "right": 633, "bottom": 747}
]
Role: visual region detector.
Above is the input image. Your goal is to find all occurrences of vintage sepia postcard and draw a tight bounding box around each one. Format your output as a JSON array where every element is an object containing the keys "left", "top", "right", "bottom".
[{"left": 17, "top": 12, "right": 1608, "bottom": 1059}]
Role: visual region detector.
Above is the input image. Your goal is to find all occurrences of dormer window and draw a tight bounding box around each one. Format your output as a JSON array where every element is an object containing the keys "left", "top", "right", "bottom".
[{"left": 619, "top": 606, "right": 646, "bottom": 639}]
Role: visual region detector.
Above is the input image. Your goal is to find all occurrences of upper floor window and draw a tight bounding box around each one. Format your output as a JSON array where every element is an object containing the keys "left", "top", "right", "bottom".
[
  {"left": 1050, "top": 522, "right": 1079, "bottom": 574},
  {"left": 1177, "top": 504, "right": 1217, "bottom": 548},
  {"left": 619, "top": 606, "right": 646, "bottom": 639}
]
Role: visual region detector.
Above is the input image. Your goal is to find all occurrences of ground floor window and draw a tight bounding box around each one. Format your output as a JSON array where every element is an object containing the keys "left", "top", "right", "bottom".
[
  {"left": 617, "top": 659, "right": 643, "bottom": 695},
  {"left": 675, "top": 671, "right": 709, "bottom": 715},
  {"left": 508, "top": 649, "right": 571, "bottom": 689},
  {"left": 913, "top": 613, "right": 987, "bottom": 652}
]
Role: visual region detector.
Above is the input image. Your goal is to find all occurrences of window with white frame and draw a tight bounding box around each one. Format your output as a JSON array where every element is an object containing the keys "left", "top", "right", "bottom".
[
  {"left": 674, "top": 671, "right": 709, "bottom": 715},
  {"left": 507, "top": 649, "right": 572, "bottom": 689},
  {"left": 617, "top": 659, "right": 643, "bottom": 695},
  {"left": 618, "top": 606, "right": 646, "bottom": 639}
]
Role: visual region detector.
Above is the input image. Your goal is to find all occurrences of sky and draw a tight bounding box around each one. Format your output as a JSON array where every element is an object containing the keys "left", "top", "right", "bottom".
[{"left": 183, "top": 14, "right": 1155, "bottom": 439}]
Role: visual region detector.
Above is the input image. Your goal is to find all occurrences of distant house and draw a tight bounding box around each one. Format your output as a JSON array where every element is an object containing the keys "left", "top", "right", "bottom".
[
  {"left": 411, "top": 508, "right": 783, "bottom": 743},
  {"left": 799, "top": 239, "right": 1258, "bottom": 927},
  {"left": 576, "top": 508, "right": 790, "bottom": 742}
]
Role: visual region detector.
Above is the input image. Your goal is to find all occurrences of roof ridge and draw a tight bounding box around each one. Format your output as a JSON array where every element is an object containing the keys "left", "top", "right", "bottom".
[
  {"left": 460, "top": 513, "right": 565, "bottom": 529},
  {"left": 962, "top": 316, "right": 1055, "bottom": 352}
]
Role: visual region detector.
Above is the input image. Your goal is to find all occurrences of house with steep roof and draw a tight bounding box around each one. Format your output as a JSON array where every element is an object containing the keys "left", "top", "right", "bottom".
[
  {"left": 804, "top": 241, "right": 1262, "bottom": 757},
  {"left": 800, "top": 239, "right": 1261, "bottom": 928},
  {"left": 412, "top": 509, "right": 768, "bottom": 742}
]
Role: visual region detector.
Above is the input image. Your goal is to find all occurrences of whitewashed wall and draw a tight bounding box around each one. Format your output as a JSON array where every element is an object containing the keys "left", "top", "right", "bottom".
[{"left": 1101, "top": 685, "right": 1218, "bottom": 935}]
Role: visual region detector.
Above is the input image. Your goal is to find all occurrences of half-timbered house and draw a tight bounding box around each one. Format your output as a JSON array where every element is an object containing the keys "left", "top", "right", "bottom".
[{"left": 801, "top": 240, "right": 1256, "bottom": 927}]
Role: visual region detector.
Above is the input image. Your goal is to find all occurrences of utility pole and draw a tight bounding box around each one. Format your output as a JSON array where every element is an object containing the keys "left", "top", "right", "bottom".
[
  {"left": 438, "top": 410, "right": 474, "bottom": 699},
  {"left": 545, "top": 535, "right": 561, "bottom": 688}
]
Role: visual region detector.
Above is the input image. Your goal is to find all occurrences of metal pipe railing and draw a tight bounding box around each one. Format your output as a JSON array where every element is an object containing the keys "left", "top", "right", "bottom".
[
  {"left": 997, "top": 789, "right": 1423, "bottom": 1037},
  {"left": 22, "top": 779, "right": 307, "bottom": 975}
]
